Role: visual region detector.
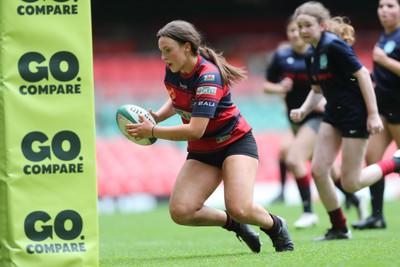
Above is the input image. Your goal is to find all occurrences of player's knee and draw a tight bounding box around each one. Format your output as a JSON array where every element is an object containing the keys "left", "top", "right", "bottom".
[
  {"left": 285, "top": 155, "right": 299, "bottom": 172},
  {"left": 225, "top": 204, "right": 251, "bottom": 223},
  {"left": 169, "top": 203, "right": 192, "bottom": 225},
  {"left": 311, "top": 164, "right": 327, "bottom": 183},
  {"left": 340, "top": 179, "right": 358, "bottom": 193}
]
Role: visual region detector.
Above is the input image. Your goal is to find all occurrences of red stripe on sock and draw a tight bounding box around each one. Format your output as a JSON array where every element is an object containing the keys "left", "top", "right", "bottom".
[
  {"left": 223, "top": 212, "right": 233, "bottom": 229},
  {"left": 295, "top": 173, "right": 311, "bottom": 188},
  {"left": 376, "top": 159, "right": 396, "bottom": 176}
]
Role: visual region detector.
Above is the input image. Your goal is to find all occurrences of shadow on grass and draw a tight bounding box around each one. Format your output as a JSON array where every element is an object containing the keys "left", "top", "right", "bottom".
[
  {"left": 140, "top": 251, "right": 251, "bottom": 262},
  {"left": 100, "top": 251, "right": 254, "bottom": 266}
]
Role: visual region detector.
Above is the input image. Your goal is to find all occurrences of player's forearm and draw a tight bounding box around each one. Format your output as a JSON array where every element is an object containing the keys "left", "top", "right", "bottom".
[
  {"left": 300, "top": 89, "right": 323, "bottom": 116},
  {"left": 263, "top": 80, "right": 285, "bottom": 94},
  {"left": 356, "top": 67, "right": 379, "bottom": 116},
  {"left": 379, "top": 56, "right": 400, "bottom": 77},
  {"left": 155, "top": 99, "right": 176, "bottom": 123}
]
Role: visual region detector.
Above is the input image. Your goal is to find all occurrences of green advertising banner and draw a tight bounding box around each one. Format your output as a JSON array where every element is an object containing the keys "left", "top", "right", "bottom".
[{"left": 0, "top": 1, "right": 99, "bottom": 266}]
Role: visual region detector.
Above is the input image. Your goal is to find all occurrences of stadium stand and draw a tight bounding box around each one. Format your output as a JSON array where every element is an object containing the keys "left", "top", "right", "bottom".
[{"left": 93, "top": 29, "right": 386, "bottom": 201}]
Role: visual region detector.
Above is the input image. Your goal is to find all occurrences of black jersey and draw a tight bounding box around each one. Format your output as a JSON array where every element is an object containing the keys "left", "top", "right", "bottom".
[
  {"left": 305, "top": 32, "right": 367, "bottom": 128},
  {"left": 266, "top": 47, "right": 321, "bottom": 121},
  {"left": 374, "top": 28, "right": 400, "bottom": 100}
]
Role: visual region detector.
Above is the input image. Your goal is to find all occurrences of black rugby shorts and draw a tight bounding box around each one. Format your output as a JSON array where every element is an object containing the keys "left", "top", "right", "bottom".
[
  {"left": 377, "top": 97, "right": 400, "bottom": 124},
  {"left": 186, "top": 131, "right": 258, "bottom": 168}
]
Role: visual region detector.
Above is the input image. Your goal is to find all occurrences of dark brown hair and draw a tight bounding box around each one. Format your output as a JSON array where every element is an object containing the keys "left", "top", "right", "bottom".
[{"left": 157, "top": 20, "right": 247, "bottom": 86}]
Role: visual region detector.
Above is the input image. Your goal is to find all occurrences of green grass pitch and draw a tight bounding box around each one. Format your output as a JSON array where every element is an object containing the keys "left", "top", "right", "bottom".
[{"left": 99, "top": 200, "right": 400, "bottom": 267}]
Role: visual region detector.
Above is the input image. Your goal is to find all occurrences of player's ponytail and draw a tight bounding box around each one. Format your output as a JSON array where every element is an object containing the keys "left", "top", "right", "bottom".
[
  {"left": 199, "top": 45, "right": 247, "bottom": 87},
  {"left": 326, "top": 16, "right": 355, "bottom": 46}
]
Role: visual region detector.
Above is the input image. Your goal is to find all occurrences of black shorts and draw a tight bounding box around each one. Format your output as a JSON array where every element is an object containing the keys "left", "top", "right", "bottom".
[
  {"left": 186, "top": 131, "right": 259, "bottom": 168},
  {"left": 324, "top": 121, "right": 370, "bottom": 139},
  {"left": 377, "top": 95, "right": 400, "bottom": 124},
  {"left": 323, "top": 104, "right": 369, "bottom": 139}
]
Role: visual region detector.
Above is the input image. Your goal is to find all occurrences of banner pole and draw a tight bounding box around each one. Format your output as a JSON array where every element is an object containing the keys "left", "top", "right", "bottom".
[{"left": 0, "top": 1, "right": 99, "bottom": 266}]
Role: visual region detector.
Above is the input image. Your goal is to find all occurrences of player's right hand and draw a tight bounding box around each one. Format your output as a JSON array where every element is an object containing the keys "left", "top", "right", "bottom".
[
  {"left": 280, "top": 77, "right": 294, "bottom": 93},
  {"left": 289, "top": 108, "right": 305, "bottom": 123}
]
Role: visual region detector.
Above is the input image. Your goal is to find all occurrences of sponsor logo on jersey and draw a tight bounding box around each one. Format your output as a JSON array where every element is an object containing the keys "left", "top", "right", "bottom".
[
  {"left": 216, "top": 134, "right": 231, "bottom": 143},
  {"left": 179, "top": 82, "right": 187, "bottom": 89},
  {"left": 196, "top": 100, "right": 215, "bottom": 107},
  {"left": 196, "top": 86, "right": 217, "bottom": 95}
]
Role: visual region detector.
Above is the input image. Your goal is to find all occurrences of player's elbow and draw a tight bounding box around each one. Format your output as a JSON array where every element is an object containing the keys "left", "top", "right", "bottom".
[
  {"left": 186, "top": 117, "right": 208, "bottom": 140},
  {"left": 186, "top": 128, "right": 204, "bottom": 141},
  {"left": 354, "top": 66, "right": 370, "bottom": 79}
]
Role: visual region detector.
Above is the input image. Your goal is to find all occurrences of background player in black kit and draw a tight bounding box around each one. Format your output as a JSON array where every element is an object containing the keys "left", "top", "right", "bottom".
[
  {"left": 263, "top": 16, "right": 365, "bottom": 228},
  {"left": 352, "top": 0, "right": 400, "bottom": 230},
  {"left": 290, "top": 1, "right": 400, "bottom": 241},
  {"left": 126, "top": 20, "right": 293, "bottom": 252}
]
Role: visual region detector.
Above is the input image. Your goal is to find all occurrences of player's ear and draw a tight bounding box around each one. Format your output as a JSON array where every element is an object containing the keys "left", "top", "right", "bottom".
[{"left": 183, "top": 42, "right": 191, "bottom": 53}]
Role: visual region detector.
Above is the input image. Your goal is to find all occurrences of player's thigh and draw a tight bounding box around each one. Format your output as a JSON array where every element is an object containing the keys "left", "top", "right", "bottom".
[
  {"left": 288, "top": 125, "right": 317, "bottom": 161},
  {"left": 279, "top": 129, "right": 294, "bottom": 159},
  {"left": 388, "top": 122, "right": 400, "bottom": 148},
  {"left": 311, "top": 122, "right": 341, "bottom": 176},
  {"left": 366, "top": 117, "right": 392, "bottom": 164},
  {"left": 341, "top": 137, "right": 368, "bottom": 181},
  {"left": 170, "top": 159, "right": 222, "bottom": 209},
  {"left": 222, "top": 155, "right": 258, "bottom": 209}
]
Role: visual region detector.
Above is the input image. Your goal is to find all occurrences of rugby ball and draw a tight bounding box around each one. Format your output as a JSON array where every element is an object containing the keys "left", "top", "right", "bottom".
[{"left": 116, "top": 104, "right": 157, "bottom": 146}]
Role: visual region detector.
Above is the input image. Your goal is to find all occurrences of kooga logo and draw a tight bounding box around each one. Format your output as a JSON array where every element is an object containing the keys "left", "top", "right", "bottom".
[{"left": 17, "top": 0, "right": 79, "bottom": 16}]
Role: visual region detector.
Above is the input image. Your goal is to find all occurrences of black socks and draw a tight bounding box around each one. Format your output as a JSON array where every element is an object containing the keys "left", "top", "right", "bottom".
[
  {"left": 223, "top": 211, "right": 240, "bottom": 231},
  {"left": 260, "top": 214, "right": 281, "bottom": 237}
]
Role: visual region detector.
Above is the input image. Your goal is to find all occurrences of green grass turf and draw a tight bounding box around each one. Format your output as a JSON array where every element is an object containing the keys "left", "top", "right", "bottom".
[{"left": 99, "top": 200, "right": 400, "bottom": 267}]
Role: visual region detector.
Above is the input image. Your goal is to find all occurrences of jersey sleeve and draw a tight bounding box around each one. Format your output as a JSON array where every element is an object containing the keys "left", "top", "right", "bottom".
[
  {"left": 266, "top": 51, "right": 281, "bottom": 82},
  {"left": 329, "top": 40, "right": 363, "bottom": 75},
  {"left": 191, "top": 72, "right": 224, "bottom": 118}
]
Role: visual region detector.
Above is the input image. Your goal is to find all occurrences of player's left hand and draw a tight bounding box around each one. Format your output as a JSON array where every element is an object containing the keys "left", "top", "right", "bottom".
[
  {"left": 367, "top": 113, "right": 384, "bottom": 135},
  {"left": 290, "top": 108, "right": 305, "bottom": 123},
  {"left": 125, "top": 114, "right": 153, "bottom": 140},
  {"left": 372, "top": 46, "right": 388, "bottom": 67}
]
